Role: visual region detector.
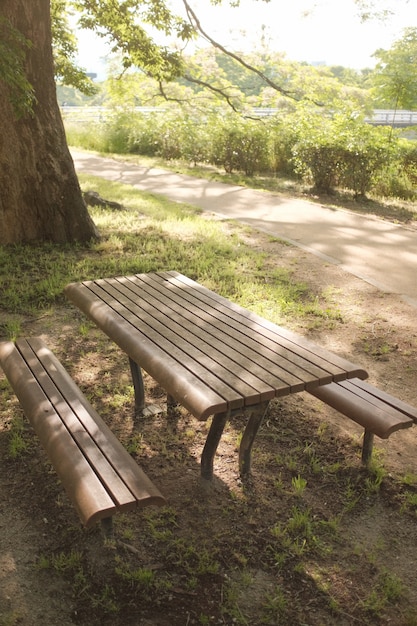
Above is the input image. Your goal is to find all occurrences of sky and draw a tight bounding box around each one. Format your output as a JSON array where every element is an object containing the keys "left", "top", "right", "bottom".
[{"left": 76, "top": 0, "right": 417, "bottom": 78}]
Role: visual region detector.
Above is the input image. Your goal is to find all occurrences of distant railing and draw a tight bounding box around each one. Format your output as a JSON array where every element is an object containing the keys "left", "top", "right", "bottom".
[
  {"left": 60, "top": 106, "right": 417, "bottom": 127},
  {"left": 365, "top": 109, "right": 417, "bottom": 127}
]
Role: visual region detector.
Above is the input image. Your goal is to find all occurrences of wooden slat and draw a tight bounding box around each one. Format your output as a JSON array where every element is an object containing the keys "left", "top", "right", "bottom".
[
  {"left": 158, "top": 271, "right": 368, "bottom": 380},
  {"left": 65, "top": 282, "right": 231, "bottom": 418},
  {"left": 17, "top": 339, "right": 137, "bottom": 507},
  {"left": 88, "top": 279, "right": 247, "bottom": 407},
  {"left": 0, "top": 339, "right": 165, "bottom": 527},
  {"left": 0, "top": 340, "right": 117, "bottom": 526},
  {"left": 102, "top": 274, "right": 334, "bottom": 389},
  {"left": 25, "top": 338, "right": 165, "bottom": 509},
  {"left": 96, "top": 279, "right": 269, "bottom": 403},
  {"left": 113, "top": 275, "right": 313, "bottom": 392},
  {"left": 147, "top": 273, "right": 347, "bottom": 381},
  {"left": 309, "top": 381, "right": 413, "bottom": 439},
  {"left": 109, "top": 277, "right": 282, "bottom": 393},
  {"left": 342, "top": 378, "right": 417, "bottom": 422},
  {"left": 65, "top": 271, "right": 369, "bottom": 420}
]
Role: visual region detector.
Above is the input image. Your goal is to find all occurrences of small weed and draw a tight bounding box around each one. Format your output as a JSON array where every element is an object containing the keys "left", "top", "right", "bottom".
[
  {"left": 273, "top": 472, "right": 285, "bottom": 492},
  {"left": 286, "top": 506, "right": 313, "bottom": 536},
  {"left": 115, "top": 564, "right": 156, "bottom": 588},
  {"left": 108, "top": 388, "right": 133, "bottom": 410},
  {"left": 89, "top": 585, "right": 119, "bottom": 614},
  {"left": 2, "top": 318, "right": 21, "bottom": 340},
  {"left": 360, "top": 570, "right": 405, "bottom": 615},
  {"left": 291, "top": 474, "right": 307, "bottom": 496},
  {"left": 125, "top": 433, "right": 143, "bottom": 454},
  {"left": 401, "top": 472, "right": 417, "bottom": 487},
  {"left": 342, "top": 480, "right": 361, "bottom": 512},
  {"left": 50, "top": 550, "right": 84, "bottom": 572},
  {"left": 37, "top": 554, "right": 51, "bottom": 570},
  {"left": 400, "top": 491, "right": 417, "bottom": 513},
  {"left": 262, "top": 585, "right": 287, "bottom": 622},
  {"left": 121, "top": 527, "right": 135, "bottom": 541},
  {"left": 79, "top": 321, "right": 92, "bottom": 337},
  {"left": 7, "top": 415, "right": 29, "bottom": 459},
  {"left": 364, "top": 463, "right": 387, "bottom": 494}
]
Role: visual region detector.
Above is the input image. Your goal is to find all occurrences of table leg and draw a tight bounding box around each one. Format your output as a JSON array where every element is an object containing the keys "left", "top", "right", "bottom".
[
  {"left": 128, "top": 357, "right": 145, "bottom": 415},
  {"left": 167, "top": 393, "right": 180, "bottom": 417},
  {"left": 362, "top": 430, "right": 374, "bottom": 466},
  {"left": 239, "top": 401, "right": 270, "bottom": 477},
  {"left": 200, "top": 411, "right": 229, "bottom": 481}
]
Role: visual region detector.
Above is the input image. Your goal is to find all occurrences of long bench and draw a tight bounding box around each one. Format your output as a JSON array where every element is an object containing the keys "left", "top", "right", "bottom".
[
  {"left": 308, "top": 378, "right": 417, "bottom": 464},
  {"left": 0, "top": 338, "right": 165, "bottom": 534}
]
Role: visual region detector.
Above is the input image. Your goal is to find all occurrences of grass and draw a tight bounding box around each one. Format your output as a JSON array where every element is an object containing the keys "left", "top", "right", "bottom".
[{"left": 0, "top": 174, "right": 338, "bottom": 327}]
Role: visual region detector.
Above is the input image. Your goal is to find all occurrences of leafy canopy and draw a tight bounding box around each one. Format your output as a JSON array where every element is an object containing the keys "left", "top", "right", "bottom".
[
  {"left": 71, "top": 0, "right": 195, "bottom": 81},
  {"left": 371, "top": 27, "right": 417, "bottom": 109},
  {"left": 2, "top": 0, "right": 413, "bottom": 112}
]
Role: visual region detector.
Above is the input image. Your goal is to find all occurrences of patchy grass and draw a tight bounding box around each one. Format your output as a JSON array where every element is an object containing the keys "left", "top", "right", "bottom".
[
  {"left": 0, "top": 174, "right": 339, "bottom": 327},
  {"left": 1, "top": 173, "right": 417, "bottom": 625}
]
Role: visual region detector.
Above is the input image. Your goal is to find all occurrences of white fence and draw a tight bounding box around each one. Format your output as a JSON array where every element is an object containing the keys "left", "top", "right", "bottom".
[{"left": 61, "top": 106, "right": 417, "bottom": 127}]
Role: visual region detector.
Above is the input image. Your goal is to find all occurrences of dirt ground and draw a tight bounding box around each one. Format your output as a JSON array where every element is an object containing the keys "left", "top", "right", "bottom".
[{"left": 1, "top": 220, "right": 417, "bottom": 625}]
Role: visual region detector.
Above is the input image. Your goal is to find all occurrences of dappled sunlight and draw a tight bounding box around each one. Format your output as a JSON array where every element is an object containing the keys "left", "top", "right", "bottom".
[
  {"left": 2, "top": 151, "right": 417, "bottom": 623},
  {"left": 73, "top": 150, "right": 417, "bottom": 305}
]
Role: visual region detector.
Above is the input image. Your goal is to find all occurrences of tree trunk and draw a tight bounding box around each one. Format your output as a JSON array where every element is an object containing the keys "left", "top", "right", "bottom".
[{"left": 0, "top": 0, "right": 99, "bottom": 244}]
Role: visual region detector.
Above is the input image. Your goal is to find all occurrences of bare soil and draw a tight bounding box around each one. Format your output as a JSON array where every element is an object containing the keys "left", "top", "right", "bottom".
[{"left": 1, "top": 221, "right": 417, "bottom": 625}]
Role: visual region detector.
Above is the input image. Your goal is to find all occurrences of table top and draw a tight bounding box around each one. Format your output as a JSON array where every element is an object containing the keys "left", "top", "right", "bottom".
[{"left": 65, "top": 271, "right": 368, "bottom": 420}]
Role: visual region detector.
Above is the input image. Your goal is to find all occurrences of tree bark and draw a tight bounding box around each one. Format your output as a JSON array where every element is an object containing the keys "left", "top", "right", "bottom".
[{"left": 0, "top": 0, "right": 99, "bottom": 244}]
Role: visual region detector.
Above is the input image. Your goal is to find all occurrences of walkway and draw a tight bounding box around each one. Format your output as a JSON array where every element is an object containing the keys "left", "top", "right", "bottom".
[{"left": 71, "top": 149, "right": 417, "bottom": 308}]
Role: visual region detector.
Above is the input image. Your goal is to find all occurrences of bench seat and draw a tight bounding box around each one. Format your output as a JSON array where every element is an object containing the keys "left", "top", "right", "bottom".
[
  {"left": 309, "top": 378, "right": 417, "bottom": 463},
  {"left": 0, "top": 338, "right": 165, "bottom": 530}
]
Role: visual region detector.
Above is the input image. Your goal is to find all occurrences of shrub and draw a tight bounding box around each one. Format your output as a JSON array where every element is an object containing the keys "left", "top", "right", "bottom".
[
  {"left": 336, "top": 121, "right": 393, "bottom": 197},
  {"left": 292, "top": 112, "right": 397, "bottom": 196},
  {"left": 291, "top": 111, "right": 344, "bottom": 193},
  {"left": 173, "top": 114, "right": 212, "bottom": 165},
  {"left": 398, "top": 140, "right": 417, "bottom": 187},
  {"left": 127, "top": 113, "right": 161, "bottom": 156},
  {"left": 269, "top": 119, "right": 298, "bottom": 177},
  {"left": 210, "top": 116, "right": 271, "bottom": 175}
]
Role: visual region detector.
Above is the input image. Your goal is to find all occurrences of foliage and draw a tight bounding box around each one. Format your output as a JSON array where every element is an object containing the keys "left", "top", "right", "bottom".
[
  {"left": 291, "top": 110, "right": 345, "bottom": 193},
  {"left": 372, "top": 139, "right": 417, "bottom": 200},
  {"left": 292, "top": 108, "right": 400, "bottom": 196},
  {"left": 370, "top": 27, "right": 417, "bottom": 109},
  {"left": 66, "top": 100, "right": 417, "bottom": 201},
  {"left": 0, "top": 16, "right": 35, "bottom": 117},
  {"left": 209, "top": 115, "right": 271, "bottom": 175},
  {"left": 72, "top": 0, "right": 194, "bottom": 81},
  {"left": 333, "top": 116, "right": 393, "bottom": 197},
  {"left": 51, "top": 0, "right": 97, "bottom": 95}
]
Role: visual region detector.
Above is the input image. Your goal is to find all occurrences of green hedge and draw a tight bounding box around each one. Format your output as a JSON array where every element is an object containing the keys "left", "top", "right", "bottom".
[{"left": 66, "top": 107, "right": 417, "bottom": 200}]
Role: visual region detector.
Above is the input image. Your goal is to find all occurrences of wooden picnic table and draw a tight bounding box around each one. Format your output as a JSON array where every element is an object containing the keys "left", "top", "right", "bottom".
[{"left": 65, "top": 271, "right": 368, "bottom": 479}]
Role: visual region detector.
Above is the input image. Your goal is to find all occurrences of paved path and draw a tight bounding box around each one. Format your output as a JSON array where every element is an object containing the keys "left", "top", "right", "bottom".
[{"left": 71, "top": 149, "right": 417, "bottom": 308}]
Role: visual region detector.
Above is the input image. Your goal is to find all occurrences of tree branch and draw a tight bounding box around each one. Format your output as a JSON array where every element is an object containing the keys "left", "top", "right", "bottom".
[
  {"left": 181, "top": 0, "right": 296, "bottom": 100},
  {"left": 182, "top": 74, "right": 241, "bottom": 112}
]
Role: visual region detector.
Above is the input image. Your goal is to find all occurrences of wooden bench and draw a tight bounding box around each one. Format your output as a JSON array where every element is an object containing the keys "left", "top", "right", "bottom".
[
  {"left": 0, "top": 338, "right": 165, "bottom": 534},
  {"left": 308, "top": 378, "right": 417, "bottom": 464}
]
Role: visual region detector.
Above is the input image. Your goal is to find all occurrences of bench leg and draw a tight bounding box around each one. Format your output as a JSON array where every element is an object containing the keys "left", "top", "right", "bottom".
[
  {"left": 362, "top": 429, "right": 374, "bottom": 465},
  {"left": 239, "top": 401, "right": 270, "bottom": 477},
  {"left": 200, "top": 411, "right": 229, "bottom": 481},
  {"left": 129, "top": 357, "right": 145, "bottom": 415}
]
